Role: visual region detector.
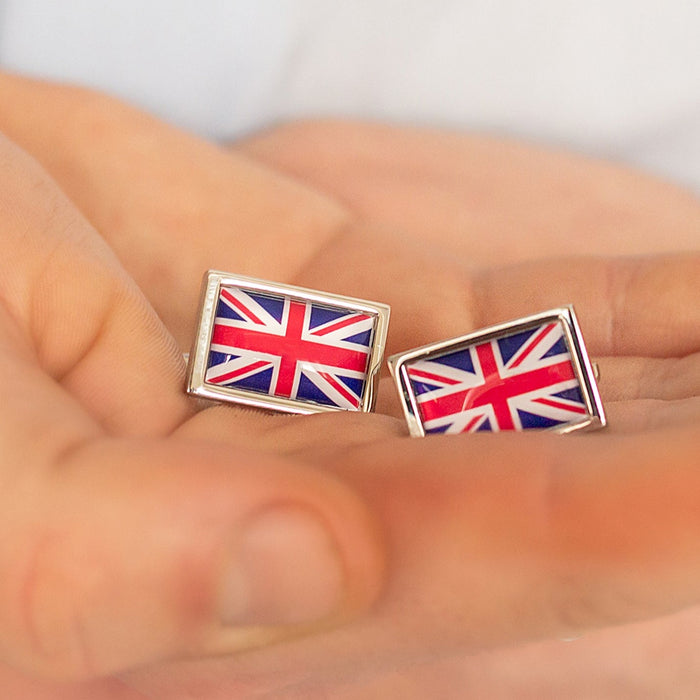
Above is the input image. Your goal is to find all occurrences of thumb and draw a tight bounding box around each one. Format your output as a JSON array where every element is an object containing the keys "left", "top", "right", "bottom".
[{"left": 0, "top": 437, "right": 383, "bottom": 680}]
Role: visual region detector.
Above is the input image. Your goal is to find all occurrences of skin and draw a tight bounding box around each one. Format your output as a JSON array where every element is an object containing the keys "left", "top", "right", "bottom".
[{"left": 0, "top": 72, "right": 697, "bottom": 698}]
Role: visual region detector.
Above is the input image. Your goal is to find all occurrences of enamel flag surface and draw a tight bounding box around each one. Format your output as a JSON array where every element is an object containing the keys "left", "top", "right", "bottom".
[
  {"left": 187, "top": 272, "right": 389, "bottom": 414},
  {"left": 389, "top": 308, "right": 605, "bottom": 436}
]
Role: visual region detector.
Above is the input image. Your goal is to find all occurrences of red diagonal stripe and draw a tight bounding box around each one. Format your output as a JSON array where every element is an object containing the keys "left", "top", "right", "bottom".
[
  {"left": 318, "top": 371, "right": 360, "bottom": 407},
  {"left": 208, "top": 359, "right": 269, "bottom": 385},
  {"left": 312, "top": 313, "right": 371, "bottom": 337},
  {"left": 464, "top": 415, "right": 482, "bottom": 432},
  {"left": 509, "top": 323, "right": 557, "bottom": 368},
  {"left": 407, "top": 368, "right": 461, "bottom": 386},
  {"left": 533, "top": 397, "right": 587, "bottom": 414},
  {"left": 220, "top": 288, "right": 264, "bottom": 324}
]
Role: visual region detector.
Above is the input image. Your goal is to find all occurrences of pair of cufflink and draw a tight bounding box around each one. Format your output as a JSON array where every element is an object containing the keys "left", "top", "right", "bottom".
[{"left": 186, "top": 271, "right": 606, "bottom": 435}]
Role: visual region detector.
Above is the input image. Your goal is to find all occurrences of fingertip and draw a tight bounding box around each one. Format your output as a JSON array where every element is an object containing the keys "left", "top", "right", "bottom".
[{"left": 0, "top": 438, "right": 385, "bottom": 680}]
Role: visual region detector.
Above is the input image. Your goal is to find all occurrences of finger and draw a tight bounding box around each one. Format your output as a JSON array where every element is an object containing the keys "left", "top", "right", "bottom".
[
  {"left": 0, "top": 71, "right": 351, "bottom": 346},
  {"left": 0, "top": 133, "right": 188, "bottom": 436},
  {"left": 597, "top": 354, "right": 700, "bottom": 401},
  {"left": 475, "top": 254, "right": 700, "bottom": 358},
  {"left": 237, "top": 119, "right": 700, "bottom": 263},
  {"left": 341, "top": 424, "right": 700, "bottom": 661},
  {"left": 604, "top": 397, "right": 700, "bottom": 433},
  {"left": 0, "top": 437, "right": 382, "bottom": 681},
  {"left": 304, "top": 608, "right": 700, "bottom": 700},
  {"left": 291, "top": 220, "right": 699, "bottom": 358},
  {"left": 431, "top": 247, "right": 692, "bottom": 357}
]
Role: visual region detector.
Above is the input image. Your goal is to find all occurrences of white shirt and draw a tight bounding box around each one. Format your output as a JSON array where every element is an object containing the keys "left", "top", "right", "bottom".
[{"left": 1, "top": 0, "right": 699, "bottom": 190}]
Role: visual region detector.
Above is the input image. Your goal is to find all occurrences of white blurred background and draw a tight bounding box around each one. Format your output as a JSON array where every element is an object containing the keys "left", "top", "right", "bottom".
[{"left": 1, "top": 0, "right": 698, "bottom": 189}]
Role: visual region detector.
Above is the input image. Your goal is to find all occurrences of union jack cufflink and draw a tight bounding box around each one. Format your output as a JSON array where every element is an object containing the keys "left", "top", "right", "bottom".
[
  {"left": 186, "top": 271, "right": 390, "bottom": 414},
  {"left": 388, "top": 306, "right": 605, "bottom": 436}
]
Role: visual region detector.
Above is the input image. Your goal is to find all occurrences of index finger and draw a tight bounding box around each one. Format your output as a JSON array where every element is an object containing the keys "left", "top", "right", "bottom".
[
  {"left": 0, "top": 132, "right": 189, "bottom": 437},
  {"left": 0, "top": 71, "right": 351, "bottom": 345},
  {"left": 475, "top": 253, "right": 700, "bottom": 358}
]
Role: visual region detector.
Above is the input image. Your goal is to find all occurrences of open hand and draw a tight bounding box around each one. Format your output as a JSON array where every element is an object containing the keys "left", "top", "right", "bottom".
[{"left": 0, "top": 73, "right": 697, "bottom": 699}]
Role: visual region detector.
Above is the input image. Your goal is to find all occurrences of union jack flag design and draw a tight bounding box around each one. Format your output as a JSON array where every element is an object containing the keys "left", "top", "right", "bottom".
[
  {"left": 405, "top": 321, "right": 588, "bottom": 433},
  {"left": 204, "top": 285, "right": 377, "bottom": 410}
]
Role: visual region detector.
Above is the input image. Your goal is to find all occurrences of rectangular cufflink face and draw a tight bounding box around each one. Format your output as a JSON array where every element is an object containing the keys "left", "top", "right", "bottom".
[
  {"left": 186, "top": 271, "right": 390, "bottom": 414},
  {"left": 389, "top": 307, "right": 605, "bottom": 436}
]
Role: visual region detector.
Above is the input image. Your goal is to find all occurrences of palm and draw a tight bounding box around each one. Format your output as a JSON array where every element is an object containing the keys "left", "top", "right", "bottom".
[
  {"left": 86, "top": 115, "right": 696, "bottom": 451},
  {"left": 0, "top": 75, "right": 697, "bottom": 699}
]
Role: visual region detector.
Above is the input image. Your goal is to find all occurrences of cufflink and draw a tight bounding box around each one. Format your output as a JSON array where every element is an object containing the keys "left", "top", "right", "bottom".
[
  {"left": 186, "top": 271, "right": 390, "bottom": 414},
  {"left": 388, "top": 306, "right": 605, "bottom": 436}
]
